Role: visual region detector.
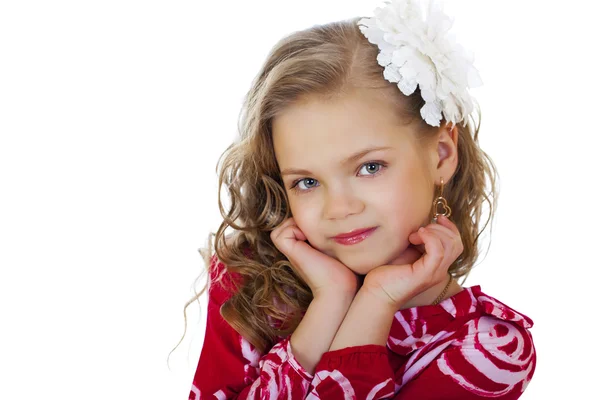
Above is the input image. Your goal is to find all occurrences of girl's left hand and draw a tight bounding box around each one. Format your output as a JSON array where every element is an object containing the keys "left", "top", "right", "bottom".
[{"left": 362, "top": 215, "right": 464, "bottom": 310}]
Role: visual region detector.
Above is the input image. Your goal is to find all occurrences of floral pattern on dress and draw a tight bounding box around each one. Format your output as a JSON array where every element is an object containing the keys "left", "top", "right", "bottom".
[{"left": 189, "top": 256, "right": 536, "bottom": 399}]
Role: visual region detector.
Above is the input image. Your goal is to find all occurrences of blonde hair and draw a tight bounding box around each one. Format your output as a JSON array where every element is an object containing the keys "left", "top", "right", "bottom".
[{"left": 168, "top": 17, "right": 498, "bottom": 361}]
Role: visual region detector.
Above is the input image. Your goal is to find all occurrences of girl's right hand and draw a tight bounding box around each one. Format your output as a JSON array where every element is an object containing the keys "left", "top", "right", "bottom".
[{"left": 270, "top": 217, "right": 360, "bottom": 298}]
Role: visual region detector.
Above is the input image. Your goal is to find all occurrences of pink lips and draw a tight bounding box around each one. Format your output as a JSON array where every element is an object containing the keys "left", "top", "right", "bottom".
[{"left": 332, "top": 227, "right": 377, "bottom": 245}]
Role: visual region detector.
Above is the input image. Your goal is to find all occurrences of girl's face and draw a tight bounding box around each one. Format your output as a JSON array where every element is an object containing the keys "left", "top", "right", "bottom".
[{"left": 272, "top": 87, "right": 456, "bottom": 275}]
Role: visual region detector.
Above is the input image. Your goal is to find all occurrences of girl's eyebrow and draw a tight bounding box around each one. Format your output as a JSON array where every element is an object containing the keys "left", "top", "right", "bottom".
[{"left": 280, "top": 146, "right": 393, "bottom": 176}]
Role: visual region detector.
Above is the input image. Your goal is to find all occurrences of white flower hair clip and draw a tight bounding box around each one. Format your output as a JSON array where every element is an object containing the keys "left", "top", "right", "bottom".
[{"left": 357, "top": 0, "right": 483, "bottom": 127}]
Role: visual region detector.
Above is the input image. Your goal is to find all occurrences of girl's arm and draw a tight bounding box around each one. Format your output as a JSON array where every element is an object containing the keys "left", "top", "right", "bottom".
[
  {"left": 328, "top": 286, "right": 398, "bottom": 350},
  {"left": 305, "top": 286, "right": 398, "bottom": 399},
  {"left": 290, "top": 289, "right": 355, "bottom": 375},
  {"left": 188, "top": 255, "right": 354, "bottom": 400}
]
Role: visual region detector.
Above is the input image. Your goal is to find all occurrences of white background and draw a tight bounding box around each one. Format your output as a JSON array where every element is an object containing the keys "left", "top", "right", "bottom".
[{"left": 1, "top": 0, "right": 597, "bottom": 398}]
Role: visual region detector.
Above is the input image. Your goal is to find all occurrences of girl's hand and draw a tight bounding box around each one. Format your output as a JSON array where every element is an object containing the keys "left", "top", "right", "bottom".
[
  {"left": 362, "top": 215, "right": 464, "bottom": 309},
  {"left": 270, "top": 217, "right": 360, "bottom": 298}
]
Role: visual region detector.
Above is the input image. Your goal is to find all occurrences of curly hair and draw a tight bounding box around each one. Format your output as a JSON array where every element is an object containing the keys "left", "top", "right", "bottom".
[{"left": 168, "top": 16, "right": 498, "bottom": 361}]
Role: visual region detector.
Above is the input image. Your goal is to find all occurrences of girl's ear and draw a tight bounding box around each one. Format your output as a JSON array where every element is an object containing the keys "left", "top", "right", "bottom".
[{"left": 434, "top": 123, "right": 459, "bottom": 182}]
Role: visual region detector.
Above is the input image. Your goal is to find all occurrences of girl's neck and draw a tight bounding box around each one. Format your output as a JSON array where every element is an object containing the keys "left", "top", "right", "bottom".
[{"left": 398, "top": 279, "right": 464, "bottom": 310}]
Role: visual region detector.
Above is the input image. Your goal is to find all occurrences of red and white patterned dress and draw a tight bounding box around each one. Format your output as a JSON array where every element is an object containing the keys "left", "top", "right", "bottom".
[{"left": 189, "top": 255, "right": 536, "bottom": 399}]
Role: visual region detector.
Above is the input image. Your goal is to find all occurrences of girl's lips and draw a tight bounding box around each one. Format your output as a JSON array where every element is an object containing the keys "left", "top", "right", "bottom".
[{"left": 332, "top": 227, "right": 377, "bottom": 245}]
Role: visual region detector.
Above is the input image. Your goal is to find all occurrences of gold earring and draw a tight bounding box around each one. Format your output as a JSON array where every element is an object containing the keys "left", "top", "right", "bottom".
[{"left": 432, "top": 177, "right": 452, "bottom": 223}]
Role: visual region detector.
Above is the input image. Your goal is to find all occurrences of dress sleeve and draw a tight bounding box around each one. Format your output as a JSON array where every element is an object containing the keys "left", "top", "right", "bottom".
[
  {"left": 188, "top": 256, "right": 314, "bottom": 400},
  {"left": 306, "top": 317, "right": 536, "bottom": 400},
  {"left": 393, "top": 320, "right": 536, "bottom": 400},
  {"left": 306, "top": 345, "right": 396, "bottom": 399}
]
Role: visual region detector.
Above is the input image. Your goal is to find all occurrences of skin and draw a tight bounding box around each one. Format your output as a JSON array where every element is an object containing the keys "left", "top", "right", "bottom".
[
  {"left": 271, "top": 85, "right": 466, "bottom": 366},
  {"left": 272, "top": 86, "right": 460, "bottom": 281}
]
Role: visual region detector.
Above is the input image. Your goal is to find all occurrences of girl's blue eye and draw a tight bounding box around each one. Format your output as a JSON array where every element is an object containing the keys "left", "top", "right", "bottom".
[
  {"left": 295, "top": 178, "right": 318, "bottom": 191},
  {"left": 290, "top": 161, "right": 386, "bottom": 193},
  {"left": 359, "top": 162, "right": 381, "bottom": 175}
]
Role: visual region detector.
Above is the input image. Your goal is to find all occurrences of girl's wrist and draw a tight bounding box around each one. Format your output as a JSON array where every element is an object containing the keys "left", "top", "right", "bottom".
[{"left": 359, "top": 283, "right": 409, "bottom": 313}]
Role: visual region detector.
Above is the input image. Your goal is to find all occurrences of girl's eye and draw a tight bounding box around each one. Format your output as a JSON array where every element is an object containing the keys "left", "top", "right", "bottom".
[
  {"left": 289, "top": 161, "right": 386, "bottom": 193},
  {"left": 293, "top": 178, "right": 319, "bottom": 191},
  {"left": 358, "top": 162, "right": 382, "bottom": 176}
]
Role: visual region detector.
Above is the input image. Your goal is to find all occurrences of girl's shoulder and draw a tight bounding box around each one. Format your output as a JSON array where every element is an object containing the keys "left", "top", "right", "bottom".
[
  {"left": 205, "top": 248, "right": 245, "bottom": 306},
  {"left": 467, "top": 286, "right": 534, "bottom": 329},
  {"left": 395, "top": 285, "right": 534, "bottom": 330},
  {"left": 390, "top": 286, "right": 536, "bottom": 391},
  {"left": 390, "top": 285, "right": 535, "bottom": 360},
  {"left": 438, "top": 287, "right": 536, "bottom": 394},
  {"left": 391, "top": 287, "right": 536, "bottom": 398},
  {"left": 445, "top": 285, "right": 534, "bottom": 330}
]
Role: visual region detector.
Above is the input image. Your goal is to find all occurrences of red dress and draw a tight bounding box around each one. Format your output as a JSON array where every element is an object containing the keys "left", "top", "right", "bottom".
[{"left": 189, "top": 255, "right": 536, "bottom": 399}]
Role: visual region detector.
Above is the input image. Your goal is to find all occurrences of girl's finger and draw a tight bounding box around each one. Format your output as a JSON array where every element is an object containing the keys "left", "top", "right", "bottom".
[
  {"left": 408, "top": 229, "right": 429, "bottom": 253},
  {"left": 409, "top": 222, "right": 450, "bottom": 243},
  {"left": 426, "top": 219, "right": 455, "bottom": 236},
  {"left": 417, "top": 226, "right": 458, "bottom": 279},
  {"left": 418, "top": 227, "right": 444, "bottom": 273},
  {"left": 407, "top": 234, "right": 426, "bottom": 254},
  {"left": 426, "top": 221, "right": 463, "bottom": 256},
  {"left": 289, "top": 225, "right": 307, "bottom": 242},
  {"left": 436, "top": 214, "right": 460, "bottom": 235},
  {"left": 271, "top": 217, "right": 296, "bottom": 238},
  {"left": 411, "top": 224, "right": 453, "bottom": 250},
  {"left": 423, "top": 224, "right": 455, "bottom": 248},
  {"left": 408, "top": 230, "right": 424, "bottom": 244}
]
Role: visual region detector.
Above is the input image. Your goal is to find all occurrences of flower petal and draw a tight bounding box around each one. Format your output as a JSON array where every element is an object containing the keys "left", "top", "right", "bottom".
[{"left": 357, "top": 0, "right": 481, "bottom": 127}]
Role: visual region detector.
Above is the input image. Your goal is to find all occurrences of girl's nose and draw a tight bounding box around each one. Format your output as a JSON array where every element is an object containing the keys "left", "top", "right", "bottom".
[{"left": 323, "top": 189, "right": 364, "bottom": 220}]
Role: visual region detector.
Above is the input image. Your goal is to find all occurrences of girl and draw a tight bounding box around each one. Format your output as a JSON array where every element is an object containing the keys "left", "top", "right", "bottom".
[{"left": 176, "top": 0, "right": 536, "bottom": 398}]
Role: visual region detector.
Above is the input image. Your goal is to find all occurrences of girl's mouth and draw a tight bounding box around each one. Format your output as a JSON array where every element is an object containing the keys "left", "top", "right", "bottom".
[{"left": 332, "top": 227, "right": 377, "bottom": 245}]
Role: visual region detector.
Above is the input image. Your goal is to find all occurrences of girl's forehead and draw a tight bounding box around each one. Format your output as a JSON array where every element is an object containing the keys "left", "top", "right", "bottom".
[
  {"left": 277, "top": 88, "right": 400, "bottom": 125},
  {"left": 272, "top": 90, "right": 411, "bottom": 150},
  {"left": 272, "top": 110, "right": 418, "bottom": 177}
]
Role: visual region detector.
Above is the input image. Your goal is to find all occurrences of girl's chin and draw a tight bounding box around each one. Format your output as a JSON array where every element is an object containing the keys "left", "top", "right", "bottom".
[{"left": 335, "top": 245, "right": 421, "bottom": 275}]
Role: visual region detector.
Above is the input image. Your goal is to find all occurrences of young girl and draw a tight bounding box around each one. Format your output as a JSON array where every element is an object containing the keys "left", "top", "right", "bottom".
[{"left": 178, "top": 0, "right": 536, "bottom": 398}]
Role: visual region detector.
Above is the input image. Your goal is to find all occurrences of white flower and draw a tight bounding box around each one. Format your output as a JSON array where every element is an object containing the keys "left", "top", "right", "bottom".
[{"left": 357, "top": 0, "right": 483, "bottom": 127}]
